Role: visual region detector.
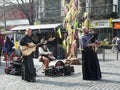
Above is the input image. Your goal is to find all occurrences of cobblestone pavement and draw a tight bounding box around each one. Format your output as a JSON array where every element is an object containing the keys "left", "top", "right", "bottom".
[{"left": 0, "top": 49, "right": 120, "bottom": 90}]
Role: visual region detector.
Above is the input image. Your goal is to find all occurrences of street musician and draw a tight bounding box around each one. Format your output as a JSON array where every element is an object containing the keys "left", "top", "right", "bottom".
[
  {"left": 20, "top": 28, "right": 36, "bottom": 82},
  {"left": 79, "top": 26, "right": 102, "bottom": 80}
]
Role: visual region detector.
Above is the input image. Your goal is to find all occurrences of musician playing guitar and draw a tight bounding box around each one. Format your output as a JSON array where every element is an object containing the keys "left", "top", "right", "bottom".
[{"left": 20, "top": 28, "right": 36, "bottom": 82}]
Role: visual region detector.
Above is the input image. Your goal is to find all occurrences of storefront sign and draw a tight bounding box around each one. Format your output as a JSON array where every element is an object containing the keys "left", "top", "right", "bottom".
[
  {"left": 90, "top": 20, "right": 111, "bottom": 28},
  {"left": 114, "top": 22, "right": 120, "bottom": 29}
]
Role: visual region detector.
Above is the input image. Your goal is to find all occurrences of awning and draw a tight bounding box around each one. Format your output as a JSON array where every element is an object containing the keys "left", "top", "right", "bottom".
[
  {"left": 112, "top": 19, "right": 120, "bottom": 22},
  {"left": 10, "top": 23, "right": 62, "bottom": 31}
]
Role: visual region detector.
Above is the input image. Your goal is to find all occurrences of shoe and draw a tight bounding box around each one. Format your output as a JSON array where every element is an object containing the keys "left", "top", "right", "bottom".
[
  {"left": 30, "top": 80, "right": 35, "bottom": 82},
  {"left": 27, "top": 77, "right": 36, "bottom": 82},
  {"left": 27, "top": 79, "right": 35, "bottom": 82},
  {"left": 33, "top": 77, "right": 36, "bottom": 82},
  {"left": 27, "top": 80, "right": 31, "bottom": 82}
]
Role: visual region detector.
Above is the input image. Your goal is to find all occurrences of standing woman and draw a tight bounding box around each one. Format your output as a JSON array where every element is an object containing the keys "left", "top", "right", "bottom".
[
  {"left": 79, "top": 26, "right": 102, "bottom": 80},
  {"left": 2, "top": 36, "right": 14, "bottom": 61},
  {"left": 20, "top": 28, "right": 36, "bottom": 82}
]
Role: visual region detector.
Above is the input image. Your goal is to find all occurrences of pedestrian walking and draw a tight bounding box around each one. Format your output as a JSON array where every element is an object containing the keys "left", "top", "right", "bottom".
[
  {"left": 111, "top": 36, "right": 120, "bottom": 53},
  {"left": 116, "top": 37, "right": 120, "bottom": 51},
  {"left": 79, "top": 26, "right": 102, "bottom": 80},
  {"left": 20, "top": 28, "right": 36, "bottom": 82}
]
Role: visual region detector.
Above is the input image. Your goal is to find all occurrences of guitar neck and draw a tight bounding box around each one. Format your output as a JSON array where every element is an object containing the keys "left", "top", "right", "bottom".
[
  {"left": 112, "top": 44, "right": 120, "bottom": 46},
  {"left": 36, "top": 42, "right": 42, "bottom": 47}
]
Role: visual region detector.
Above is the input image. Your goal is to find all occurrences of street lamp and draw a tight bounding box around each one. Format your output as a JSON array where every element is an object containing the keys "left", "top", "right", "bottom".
[
  {"left": 3, "top": 0, "right": 6, "bottom": 30},
  {"left": 86, "top": 0, "right": 91, "bottom": 29}
]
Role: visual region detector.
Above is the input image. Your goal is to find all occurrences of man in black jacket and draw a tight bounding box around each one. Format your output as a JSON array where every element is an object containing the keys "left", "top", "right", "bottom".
[{"left": 20, "top": 28, "right": 36, "bottom": 82}]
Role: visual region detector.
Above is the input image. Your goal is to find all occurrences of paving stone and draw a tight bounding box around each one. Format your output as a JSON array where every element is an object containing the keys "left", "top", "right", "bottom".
[{"left": 0, "top": 49, "right": 120, "bottom": 90}]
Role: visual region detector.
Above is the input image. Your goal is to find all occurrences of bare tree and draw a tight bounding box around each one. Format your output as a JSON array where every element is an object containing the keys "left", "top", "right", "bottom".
[{"left": 7, "top": 0, "right": 36, "bottom": 25}]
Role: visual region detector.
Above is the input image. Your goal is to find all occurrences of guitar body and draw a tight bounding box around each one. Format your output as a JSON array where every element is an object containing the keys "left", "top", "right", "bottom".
[
  {"left": 20, "top": 42, "right": 42, "bottom": 56},
  {"left": 20, "top": 46, "right": 36, "bottom": 56},
  {"left": 20, "top": 43, "right": 36, "bottom": 56}
]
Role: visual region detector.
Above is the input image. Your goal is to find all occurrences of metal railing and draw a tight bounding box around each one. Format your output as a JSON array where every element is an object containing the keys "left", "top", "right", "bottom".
[{"left": 97, "top": 48, "right": 119, "bottom": 61}]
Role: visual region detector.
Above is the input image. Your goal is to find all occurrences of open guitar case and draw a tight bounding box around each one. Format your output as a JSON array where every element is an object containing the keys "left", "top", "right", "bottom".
[{"left": 45, "top": 60, "right": 74, "bottom": 76}]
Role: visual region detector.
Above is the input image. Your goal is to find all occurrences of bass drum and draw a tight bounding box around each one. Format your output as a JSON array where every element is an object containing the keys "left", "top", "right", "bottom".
[{"left": 49, "top": 60, "right": 65, "bottom": 67}]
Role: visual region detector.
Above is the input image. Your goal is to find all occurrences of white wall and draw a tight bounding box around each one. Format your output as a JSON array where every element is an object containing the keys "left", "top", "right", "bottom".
[
  {"left": 113, "top": 0, "right": 118, "bottom": 5},
  {"left": 0, "top": 19, "right": 29, "bottom": 26},
  {"left": 113, "top": 0, "right": 118, "bottom": 12}
]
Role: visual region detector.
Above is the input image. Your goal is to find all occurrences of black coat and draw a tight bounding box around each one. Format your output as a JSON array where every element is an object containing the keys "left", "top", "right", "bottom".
[{"left": 20, "top": 35, "right": 36, "bottom": 82}]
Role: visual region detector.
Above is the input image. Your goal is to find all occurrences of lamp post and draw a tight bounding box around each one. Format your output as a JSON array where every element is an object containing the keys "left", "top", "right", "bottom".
[
  {"left": 86, "top": 0, "right": 91, "bottom": 29},
  {"left": 3, "top": 0, "right": 6, "bottom": 30}
]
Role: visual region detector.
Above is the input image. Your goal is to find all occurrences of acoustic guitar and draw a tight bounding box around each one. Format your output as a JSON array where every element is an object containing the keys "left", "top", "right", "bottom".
[
  {"left": 20, "top": 38, "right": 55, "bottom": 56},
  {"left": 20, "top": 42, "right": 41, "bottom": 56}
]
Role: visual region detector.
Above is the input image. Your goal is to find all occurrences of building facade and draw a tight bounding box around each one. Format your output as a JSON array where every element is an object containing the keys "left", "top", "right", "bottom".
[
  {"left": 0, "top": 0, "right": 65, "bottom": 30},
  {"left": 85, "top": 0, "right": 118, "bottom": 41},
  {"left": 1, "top": 0, "right": 119, "bottom": 40},
  {"left": 0, "top": 4, "right": 28, "bottom": 30},
  {"left": 112, "top": 0, "right": 120, "bottom": 38},
  {"left": 36, "top": 0, "right": 64, "bottom": 24}
]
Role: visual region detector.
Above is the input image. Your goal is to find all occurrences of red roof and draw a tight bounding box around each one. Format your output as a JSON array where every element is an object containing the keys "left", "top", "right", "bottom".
[{"left": 0, "top": 5, "right": 26, "bottom": 21}]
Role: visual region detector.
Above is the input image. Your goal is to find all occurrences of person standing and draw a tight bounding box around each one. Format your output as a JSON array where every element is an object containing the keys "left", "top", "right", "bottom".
[
  {"left": 79, "top": 26, "right": 102, "bottom": 80},
  {"left": 111, "top": 36, "right": 120, "bottom": 53},
  {"left": 112, "top": 36, "right": 118, "bottom": 53},
  {"left": 116, "top": 37, "right": 120, "bottom": 51},
  {"left": 2, "top": 36, "right": 14, "bottom": 61},
  {"left": 20, "top": 28, "right": 36, "bottom": 82}
]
